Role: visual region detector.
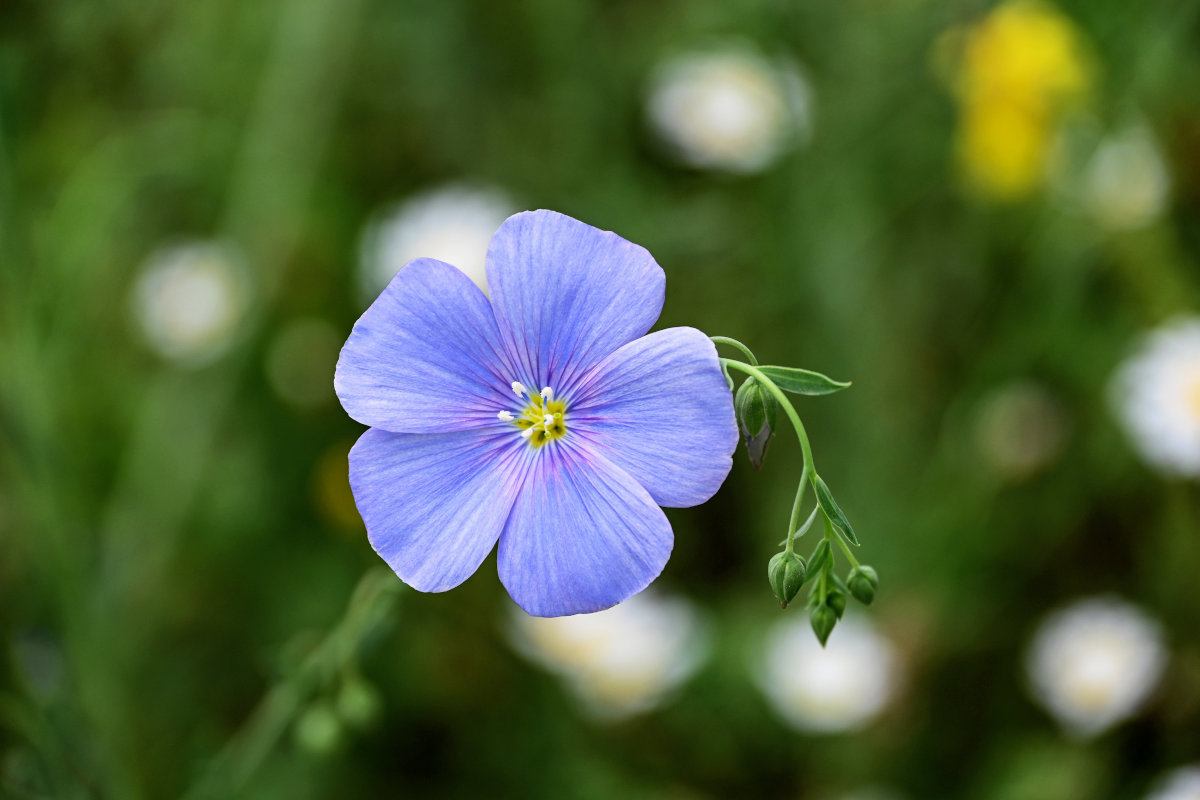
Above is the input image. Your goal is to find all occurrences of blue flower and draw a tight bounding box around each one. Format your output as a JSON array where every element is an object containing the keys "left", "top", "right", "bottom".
[{"left": 335, "top": 210, "right": 738, "bottom": 616}]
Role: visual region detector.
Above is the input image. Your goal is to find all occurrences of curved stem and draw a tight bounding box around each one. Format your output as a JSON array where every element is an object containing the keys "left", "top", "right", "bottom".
[
  {"left": 710, "top": 336, "right": 759, "bottom": 366},
  {"left": 723, "top": 359, "right": 815, "bottom": 479},
  {"left": 724, "top": 358, "right": 817, "bottom": 554}
]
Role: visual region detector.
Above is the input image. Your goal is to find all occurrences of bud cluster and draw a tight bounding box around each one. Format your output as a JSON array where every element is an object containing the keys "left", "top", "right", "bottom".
[{"left": 713, "top": 335, "right": 880, "bottom": 647}]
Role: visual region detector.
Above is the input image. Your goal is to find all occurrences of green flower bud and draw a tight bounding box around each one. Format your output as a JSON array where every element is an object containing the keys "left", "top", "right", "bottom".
[
  {"left": 293, "top": 700, "right": 343, "bottom": 755},
  {"left": 735, "top": 378, "right": 778, "bottom": 470},
  {"left": 810, "top": 604, "right": 837, "bottom": 646},
  {"left": 768, "top": 551, "right": 807, "bottom": 608},
  {"left": 826, "top": 588, "right": 847, "bottom": 619},
  {"left": 848, "top": 565, "right": 878, "bottom": 605}
]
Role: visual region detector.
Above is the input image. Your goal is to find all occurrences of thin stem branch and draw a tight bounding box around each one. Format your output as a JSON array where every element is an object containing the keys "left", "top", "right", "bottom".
[
  {"left": 723, "top": 358, "right": 819, "bottom": 556},
  {"left": 709, "top": 336, "right": 759, "bottom": 366},
  {"left": 834, "top": 530, "right": 861, "bottom": 569},
  {"left": 784, "top": 483, "right": 806, "bottom": 553},
  {"left": 182, "top": 568, "right": 401, "bottom": 800},
  {"left": 723, "top": 359, "right": 815, "bottom": 480}
]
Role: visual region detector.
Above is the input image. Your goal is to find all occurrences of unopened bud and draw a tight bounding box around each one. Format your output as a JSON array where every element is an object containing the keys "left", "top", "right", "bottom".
[
  {"left": 768, "top": 551, "right": 807, "bottom": 608},
  {"left": 735, "top": 378, "right": 778, "bottom": 470},
  {"left": 826, "top": 588, "right": 847, "bottom": 619},
  {"left": 810, "top": 604, "right": 837, "bottom": 646},
  {"left": 848, "top": 565, "right": 878, "bottom": 605}
]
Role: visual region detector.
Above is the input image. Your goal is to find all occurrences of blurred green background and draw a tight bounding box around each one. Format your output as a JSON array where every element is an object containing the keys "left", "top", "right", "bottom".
[{"left": 3, "top": 0, "right": 1200, "bottom": 797}]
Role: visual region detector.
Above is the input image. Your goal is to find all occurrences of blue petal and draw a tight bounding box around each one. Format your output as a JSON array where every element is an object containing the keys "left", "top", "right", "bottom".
[
  {"left": 335, "top": 258, "right": 517, "bottom": 433},
  {"left": 569, "top": 327, "right": 738, "bottom": 507},
  {"left": 486, "top": 210, "right": 666, "bottom": 398},
  {"left": 497, "top": 442, "right": 673, "bottom": 617},
  {"left": 349, "top": 427, "right": 529, "bottom": 592}
]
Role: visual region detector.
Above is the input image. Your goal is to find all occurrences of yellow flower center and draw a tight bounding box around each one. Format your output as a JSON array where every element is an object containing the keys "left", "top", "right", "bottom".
[{"left": 498, "top": 382, "right": 568, "bottom": 448}]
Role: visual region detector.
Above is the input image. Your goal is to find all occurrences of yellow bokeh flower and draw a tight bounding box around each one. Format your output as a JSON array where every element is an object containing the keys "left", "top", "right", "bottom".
[{"left": 942, "top": 0, "right": 1093, "bottom": 200}]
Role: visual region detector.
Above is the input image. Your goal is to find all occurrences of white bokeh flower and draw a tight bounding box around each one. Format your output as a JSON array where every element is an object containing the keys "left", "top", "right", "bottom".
[
  {"left": 1025, "top": 596, "right": 1167, "bottom": 738},
  {"left": 130, "top": 240, "right": 250, "bottom": 366},
  {"left": 1111, "top": 317, "right": 1200, "bottom": 477},
  {"left": 358, "top": 184, "right": 515, "bottom": 302},
  {"left": 507, "top": 590, "right": 708, "bottom": 720},
  {"left": 757, "top": 615, "right": 899, "bottom": 733},
  {"left": 646, "top": 44, "right": 812, "bottom": 174},
  {"left": 973, "top": 381, "right": 1070, "bottom": 480},
  {"left": 1144, "top": 765, "right": 1200, "bottom": 800},
  {"left": 1083, "top": 124, "right": 1170, "bottom": 230}
]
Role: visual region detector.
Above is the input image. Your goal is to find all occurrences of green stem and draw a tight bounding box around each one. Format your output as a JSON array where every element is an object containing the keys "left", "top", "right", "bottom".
[
  {"left": 723, "top": 359, "right": 815, "bottom": 479},
  {"left": 723, "top": 358, "right": 818, "bottom": 555},
  {"left": 710, "top": 336, "right": 759, "bottom": 366},
  {"left": 784, "top": 483, "right": 805, "bottom": 553},
  {"left": 834, "top": 528, "right": 861, "bottom": 569},
  {"left": 820, "top": 514, "right": 836, "bottom": 600},
  {"left": 182, "top": 568, "right": 401, "bottom": 800}
]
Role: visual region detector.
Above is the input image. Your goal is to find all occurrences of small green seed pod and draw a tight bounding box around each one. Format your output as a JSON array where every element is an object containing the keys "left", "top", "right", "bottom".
[{"left": 768, "top": 551, "right": 807, "bottom": 608}]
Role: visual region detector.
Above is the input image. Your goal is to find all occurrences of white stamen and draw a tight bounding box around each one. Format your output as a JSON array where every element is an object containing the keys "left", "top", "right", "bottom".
[
  {"left": 544, "top": 414, "right": 555, "bottom": 427},
  {"left": 520, "top": 427, "right": 535, "bottom": 440},
  {"left": 497, "top": 411, "right": 514, "bottom": 422},
  {"left": 540, "top": 386, "right": 554, "bottom": 400},
  {"left": 511, "top": 381, "right": 527, "bottom": 398}
]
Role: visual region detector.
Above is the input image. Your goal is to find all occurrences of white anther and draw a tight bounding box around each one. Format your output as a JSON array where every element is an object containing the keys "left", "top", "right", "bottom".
[
  {"left": 511, "top": 381, "right": 527, "bottom": 398},
  {"left": 540, "top": 386, "right": 554, "bottom": 400},
  {"left": 544, "top": 414, "right": 555, "bottom": 426},
  {"left": 520, "top": 427, "right": 535, "bottom": 440},
  {"left": 497, "top": 411, "right": 514, "bottom": 422}
]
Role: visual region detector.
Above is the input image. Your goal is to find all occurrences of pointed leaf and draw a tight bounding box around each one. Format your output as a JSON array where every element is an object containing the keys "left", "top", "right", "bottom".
[
  {"left": 813, "top": 475, "right": 859, "bottom": 546},
  {"left": 806, "top": 538, "right": 831, "bottom": 575},
  {"left": 758, "top": 365, "right": 850, "bottom": 396}
]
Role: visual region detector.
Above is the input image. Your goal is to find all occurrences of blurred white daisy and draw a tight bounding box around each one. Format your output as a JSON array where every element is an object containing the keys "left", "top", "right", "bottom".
[
  {"left": 358, "top": 184, "right": 515, "bottom": 302},
  {"left": 646, "top": 44, "right": 812, "bottom": 174},
  {"left": 1111, "top": 317, "right": 1200, "bottom": 477},
  {"left": 973, "top": 381, "right": 1069, "bottom": 480},
  {"left": 757, "top": 615, "right": 899, "bottom": 733},
  {"left": 507, "top": 590, "right": 708, "bottom": 721},
  {"left": 264, "top": 317, "right": 341, "bottom": 409},
  {"left": 130, "top": 240, "right": 250, "bottom": 366},
  {"left": 1082, "top": 124, "right": 1170, "bottom": 230},
  {"left": 1025, "top": 596, "right": 1167, "bottom": 738},
  {"left": 1144, "top": 765, "right": 1200, "bottom": 800}
]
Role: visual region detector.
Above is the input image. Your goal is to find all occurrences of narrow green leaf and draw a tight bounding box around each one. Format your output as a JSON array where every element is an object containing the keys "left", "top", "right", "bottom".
[
  {"left": 813, "top": 475, "right": 859, "bottom": 546},
  {"left": 807, "top": 539, "right": 831, "bottom": 574},
  {"left": 758, "top": 365, "right": 850, "bottom": 396}
]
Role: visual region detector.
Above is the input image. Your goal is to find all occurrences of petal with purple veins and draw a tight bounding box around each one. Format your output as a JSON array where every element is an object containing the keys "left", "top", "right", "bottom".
[
  {"left": 350, "top": 427, "right": 529, "bottom": 592},
  {"left": 335, "top": 258, "right": 517, "bottom": 433},
  {"left": 486, "top": 210, "right": 665, "bottom": 397},
  {"left": 569, "top": 327, "right": 738, "bottom": 507},
  {"left": 497, "top": 442, "right": 673, "bottom": 617}
]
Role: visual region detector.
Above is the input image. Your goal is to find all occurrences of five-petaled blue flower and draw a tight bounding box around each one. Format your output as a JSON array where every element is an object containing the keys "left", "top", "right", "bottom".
[{"left": 335, "top": 210, "right": 738, "bottom": 616}]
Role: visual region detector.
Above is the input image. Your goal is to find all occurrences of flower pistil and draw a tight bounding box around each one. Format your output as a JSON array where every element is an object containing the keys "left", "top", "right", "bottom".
[{"left": 499, "top": 382, "right": 567, "bottom": 447}]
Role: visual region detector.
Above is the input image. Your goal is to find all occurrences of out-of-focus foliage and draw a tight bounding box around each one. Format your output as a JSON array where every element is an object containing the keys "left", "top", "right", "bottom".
[{"left": 2, "top": 0, "right": 1200, "bottom": 798}]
